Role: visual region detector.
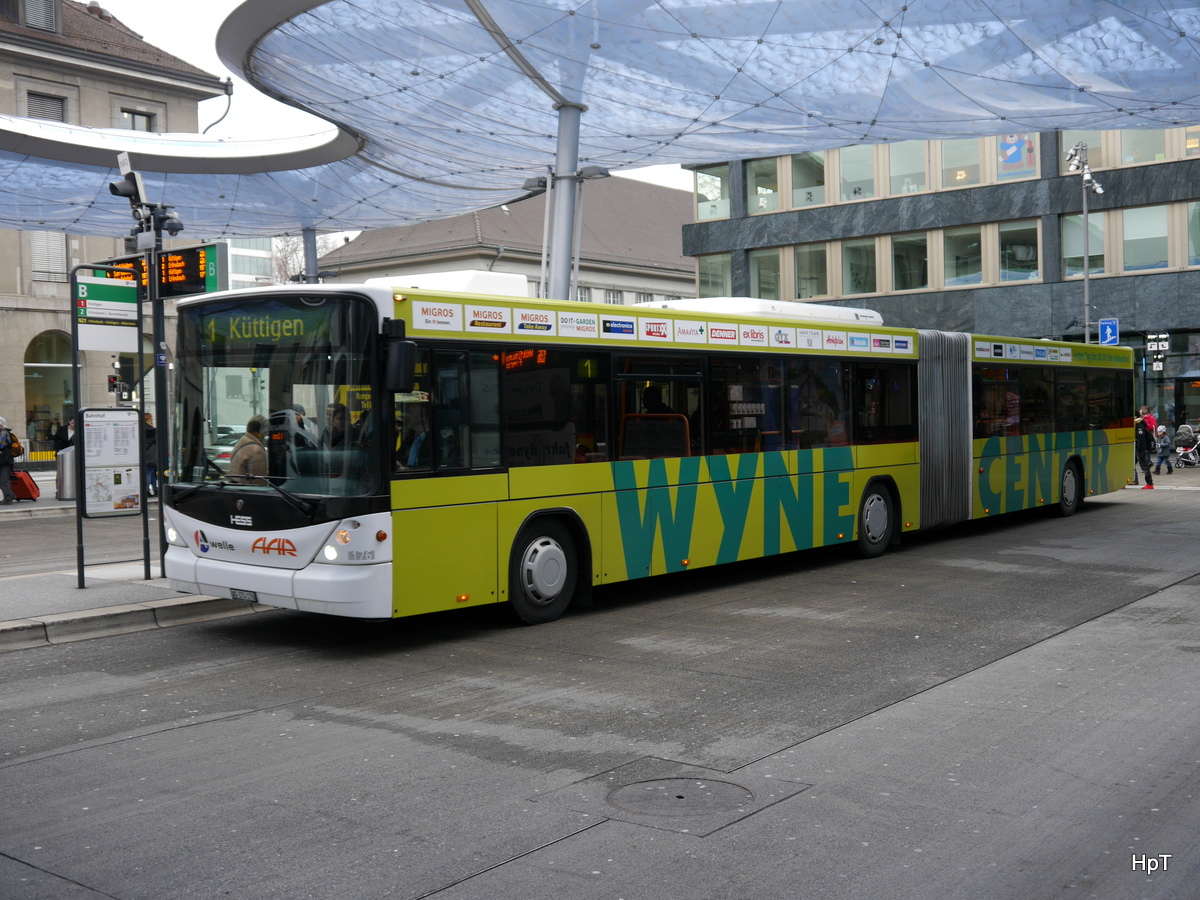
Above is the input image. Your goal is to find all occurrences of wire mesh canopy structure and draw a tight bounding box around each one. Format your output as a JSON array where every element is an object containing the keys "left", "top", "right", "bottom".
[{"left": 3, "top": 0, "right": 1200, "bottom": 243}]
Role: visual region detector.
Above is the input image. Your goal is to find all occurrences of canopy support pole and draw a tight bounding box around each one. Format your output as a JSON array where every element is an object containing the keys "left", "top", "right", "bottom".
[{"left": 547, "top": 103, "right": 583, "bottom": 302}]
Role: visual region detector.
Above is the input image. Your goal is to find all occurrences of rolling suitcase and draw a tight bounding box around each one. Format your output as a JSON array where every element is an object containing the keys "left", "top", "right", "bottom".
[{"left": 10, "top": 469, "right": 39, "bottom": 501}]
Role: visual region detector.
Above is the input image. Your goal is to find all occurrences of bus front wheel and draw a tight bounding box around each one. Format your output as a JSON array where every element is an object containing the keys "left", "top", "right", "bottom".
[
  {"left": 509, "top": 520, "right": 577, "bottom": 624},
  {"left": 856, "top": 484, "right": 894, "bottom": 558}
]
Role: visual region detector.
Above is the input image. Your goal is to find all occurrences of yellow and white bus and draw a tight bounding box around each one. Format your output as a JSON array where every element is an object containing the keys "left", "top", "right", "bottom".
[{"left": 163, "top": 275, "right": 1134, "bottom": 624}]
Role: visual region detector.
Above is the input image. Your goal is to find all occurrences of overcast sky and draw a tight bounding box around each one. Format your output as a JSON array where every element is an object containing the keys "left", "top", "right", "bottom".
[{"left": 98, "top": 0, "right": 692, "bottom": 190}]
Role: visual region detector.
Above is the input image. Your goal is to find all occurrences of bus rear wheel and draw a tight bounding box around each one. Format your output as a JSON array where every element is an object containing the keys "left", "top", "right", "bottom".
[
  {"left": 509, "top": 520, "right": 577, "bottom": 625},
  {"left": 856, "top": 484, "right": 894, "bottom": 558},
  {"left": 1057, "top": 461, "right": 1083, "bottom": 517}
]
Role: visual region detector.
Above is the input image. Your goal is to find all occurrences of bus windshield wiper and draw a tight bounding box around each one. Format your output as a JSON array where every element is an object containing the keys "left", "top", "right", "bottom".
[
  {"left": 173, "top": 478, "right": 228, "bottom": 503},
  {"left": 249, "top": 475, "right": 316, "bottom": 516}
]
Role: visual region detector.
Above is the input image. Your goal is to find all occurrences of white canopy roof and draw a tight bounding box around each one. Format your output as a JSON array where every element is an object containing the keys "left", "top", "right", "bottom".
[{"left": 3, "top": 0, "right": 1199, "bottom": 237}]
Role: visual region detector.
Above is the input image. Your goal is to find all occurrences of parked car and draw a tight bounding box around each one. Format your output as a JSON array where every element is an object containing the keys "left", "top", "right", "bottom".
[{"left": 204, "top": 433, "right": 240, "bottom": 472}]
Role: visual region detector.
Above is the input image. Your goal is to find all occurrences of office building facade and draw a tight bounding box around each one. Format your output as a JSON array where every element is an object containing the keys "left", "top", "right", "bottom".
[{"left": 683, "top": 128, "right": 1200, "bottom": 423}]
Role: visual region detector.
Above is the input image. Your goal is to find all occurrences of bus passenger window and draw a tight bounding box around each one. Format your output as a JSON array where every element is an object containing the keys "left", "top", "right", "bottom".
[
  {"left": 503, "top": 349, "right": 609, "bottom": 466},
  {"left": 787, "top": 358, "right": 847, "bottom": 448},
  {"left": 853, "top": 363, "right": 916, "bottom": 443}
]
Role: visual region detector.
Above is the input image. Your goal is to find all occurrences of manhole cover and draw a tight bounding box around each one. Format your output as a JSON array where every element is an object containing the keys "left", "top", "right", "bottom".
[{"left": 607, "top": 778, "right": 754, "bottom": 817}]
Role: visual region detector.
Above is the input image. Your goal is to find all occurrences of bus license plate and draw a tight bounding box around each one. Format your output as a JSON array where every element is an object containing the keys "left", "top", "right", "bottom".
[{"left": 230, "top": 589, "right": 257, "bottom": 603}]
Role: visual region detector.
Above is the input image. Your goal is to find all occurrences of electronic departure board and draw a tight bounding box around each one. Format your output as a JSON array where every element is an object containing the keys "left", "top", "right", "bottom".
[{"left": 100, "top": 243, "right": 229, "bottom": 300}]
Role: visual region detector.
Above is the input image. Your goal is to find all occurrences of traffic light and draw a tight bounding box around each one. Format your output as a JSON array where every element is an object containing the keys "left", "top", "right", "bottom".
[
  {"left": 107, "top": 374, "right": 119, "bottom": 392},
  {"left": 1147, "top": 332, "right": 1170, "bottom": 372},
  {"left": 109, "top": 170, "right": 152, "bottom": 228},
  {"left": 108, "top": 171, "right": 146, "bottom": 205}
]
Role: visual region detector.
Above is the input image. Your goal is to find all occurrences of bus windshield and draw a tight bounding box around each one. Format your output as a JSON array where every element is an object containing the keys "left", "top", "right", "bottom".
[{"left": 172, "top": 293, "right": 381, "bottom": 496}]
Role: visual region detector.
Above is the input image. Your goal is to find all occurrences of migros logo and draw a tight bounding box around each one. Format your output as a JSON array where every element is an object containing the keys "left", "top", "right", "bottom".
[{"left": 252, "top": 537, "right": 298, "bottom": 556}]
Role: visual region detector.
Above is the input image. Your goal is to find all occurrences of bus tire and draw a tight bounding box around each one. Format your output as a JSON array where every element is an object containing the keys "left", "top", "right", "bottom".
[
  {"left": 509, "top": 519, "right": 577, "bottom": 625},
  {"left": 1057, "top": 460, "right": 1083, "bottom": 517},
  {"left": 856, "top": 483, "right": 894, "bottom": 558}
]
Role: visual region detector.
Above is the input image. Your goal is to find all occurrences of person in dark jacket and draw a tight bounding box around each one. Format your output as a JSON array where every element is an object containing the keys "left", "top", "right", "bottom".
[
  {"left": 144, "top": 413, "right": 158, "bottom": 496},
  {"left": 1135, "top": 413, "right": 1155, "bottom": 490}
]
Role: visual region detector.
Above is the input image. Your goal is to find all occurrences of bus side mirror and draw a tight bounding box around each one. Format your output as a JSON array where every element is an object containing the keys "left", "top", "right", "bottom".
[{"left": 386, "top": 340, "right": 417, "bottom": 393}]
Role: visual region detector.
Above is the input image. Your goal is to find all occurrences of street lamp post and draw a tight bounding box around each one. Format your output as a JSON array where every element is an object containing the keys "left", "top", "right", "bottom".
[{"left": 1065, "top": 142, "right": 1104, "bottom": 343}]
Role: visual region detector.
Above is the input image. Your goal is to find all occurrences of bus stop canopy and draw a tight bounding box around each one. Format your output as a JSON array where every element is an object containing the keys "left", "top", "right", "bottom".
[{"left": 2, "top": 0, "right": 1199, "bottom": 238}]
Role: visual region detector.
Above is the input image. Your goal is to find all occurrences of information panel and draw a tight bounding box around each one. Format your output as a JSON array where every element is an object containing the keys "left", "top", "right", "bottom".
[
  {"left": 100, "top": 242, "right": 229, "bottom": 300},
  {"left": 79, "top": 407, "right": 142, "bottom": 518},
  {"left": 74, "top": 273, "right": 138, "bottom": 351}
]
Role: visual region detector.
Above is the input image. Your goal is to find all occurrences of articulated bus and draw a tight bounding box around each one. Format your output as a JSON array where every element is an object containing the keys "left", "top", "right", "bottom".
[{"left": 163, "top": 275, "right": 1134, "bottom": 624}]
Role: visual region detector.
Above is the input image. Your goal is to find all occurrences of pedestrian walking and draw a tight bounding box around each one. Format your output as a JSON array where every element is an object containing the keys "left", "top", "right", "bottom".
[
  {"left": 143, "top": 413, "right": 158, "bottom": 496},
  {"left": 0, "top": 416, "right": 19, "bottom": 504},
  {"left": 1154, "top": 425, "right": 1173, "bottom": 475},
  {"left": 1135, "top": 413, "right": 1155, "bottom": 489}
]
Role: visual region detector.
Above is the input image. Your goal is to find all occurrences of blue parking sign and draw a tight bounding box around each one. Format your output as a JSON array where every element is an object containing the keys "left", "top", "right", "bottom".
[{"left": 1099, "top": 317, "right": 1119, "bottom": 345}]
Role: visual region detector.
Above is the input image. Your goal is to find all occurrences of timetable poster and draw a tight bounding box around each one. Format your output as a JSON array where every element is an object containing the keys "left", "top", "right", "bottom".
[{"left": 79, "top": 408, "right": 143, "bottom": 518}]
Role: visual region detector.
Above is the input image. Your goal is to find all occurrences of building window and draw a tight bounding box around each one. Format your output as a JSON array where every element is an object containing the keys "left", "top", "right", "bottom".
[
  {"left": 941, "top": 139, "right": 981, "bottom": 188},
  {"left": 232, "top": 237, "right": 273, "bottom": 252},
  {"left": 998, "top": 133, "right": 1038, "bottom": 180},
  {"left": 999, "top": 220, "right": 1039, "bottom": 281},
  {"left": 604, "top": 289, "right": 622, "bottom": 305},
  {"left": 695, "top": 164, "right": 730, "bottom": 220},
  {"left": 1187, "top": 127, "right": 1200, "bottom": 158},
  {"left": 26, "top": 92, "right": 65, "bottom": 121},
  {"left": 1061, "top": 130, "right": 1106, "bottom": 169},
  {"left": 576, "top": 286, "right": 591, "bottom": 303},
  {"left": 746, "top": 158, "right": 779, "bottom": 213},
  {"left": 1122, "top": 206, "right": 1169, "bottom": 271},
  {"left": 1062, "top": 213, "right": 1105, "bottom": 276},
  {"left": 24, "top": 331, "right": 74, "bottom": 445},
  {"left": 791, "top": 152, "right": 826, "bottom": 206},
  {"left": 634, "top": 292, "right": 652, "bottom": 304},
  {"left": 120, "top": 109, "right": 155, "bottom": 132},
  {"left": 30, "top": 230, "right": 68, "bottom": 282},
  {"left": 1121, "top": 130, "right": 1166, "bottom": 165},
  {"left": 891, "top": 232, "right": 929, "bottom": 290},
  {"left": 794, "top": 243, "right": 828, "bottom": 299},
  {"left": 749, "top": 248, "right": 781, "bottom": 300},
  {"left": 839, "top": 145, "right": 875, "bottom": 201},
  {"left": 888, "top": 142, "right": 926, "bottom": 195},
  {"left": 944, "top": 225, "right": 983, "bottom": 285},
  {"left": 698, "top": 254, "right": 731, "bottom": 297},
  {"left": 1188, "top": 203, "right": 1200, "bottom": 265},
  {"left": 24, "top": 0, "right": 57, "bottom": 31},
  {"left": 231, "top": 254, "right": 272, "bottom": 279},
  {"left": 842, "top": 238, "right": 877, "bottom": 294}
]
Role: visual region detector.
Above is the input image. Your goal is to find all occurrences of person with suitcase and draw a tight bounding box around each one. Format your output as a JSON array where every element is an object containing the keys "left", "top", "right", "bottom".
[{"left": 0, "top": 416, "right": 20, "bottom": 504}]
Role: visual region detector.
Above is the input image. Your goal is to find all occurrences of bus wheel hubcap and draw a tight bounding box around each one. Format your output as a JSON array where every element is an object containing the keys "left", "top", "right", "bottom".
[
  {"left": 521, "top": 537, "right": 566, "bottom": 604},
  {"left": 863, "top": 494, "right": 888, "bottom": 543},
  {"left": 1063, "top": 468, "right": 1077, "bottom": 505}
]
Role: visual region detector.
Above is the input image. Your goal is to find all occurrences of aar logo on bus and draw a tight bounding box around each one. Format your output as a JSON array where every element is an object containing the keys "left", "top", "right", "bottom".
[{"left": 252, "top": 537, "right": 298, "bottom": 557}]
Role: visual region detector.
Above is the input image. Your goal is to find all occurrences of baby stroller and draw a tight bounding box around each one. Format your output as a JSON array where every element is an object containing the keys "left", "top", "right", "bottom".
[{"left": 1175, "top": 424, "right": 1199, "bottom": 467}]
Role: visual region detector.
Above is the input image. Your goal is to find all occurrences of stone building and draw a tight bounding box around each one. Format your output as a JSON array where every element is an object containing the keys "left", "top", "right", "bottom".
[
  {"left": 0, "top": 0, "right": 222, "bottom": 458},
  {"left": 320, "top": 175, "right": 695, "bottom": 306}
]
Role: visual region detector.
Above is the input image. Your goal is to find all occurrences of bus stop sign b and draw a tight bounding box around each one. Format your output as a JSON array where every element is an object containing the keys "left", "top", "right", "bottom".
[{"left": 1099, "top": 317, "right": 1119, "bottom": 346}]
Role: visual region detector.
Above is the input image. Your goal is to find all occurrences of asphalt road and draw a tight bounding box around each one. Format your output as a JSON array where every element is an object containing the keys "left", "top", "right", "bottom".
[
  {"left": 1, "top": 485, "right": 1197, "bottom": 899},
  {"left": 0, "top": 512, "right": 162, "bottom": 578}
]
